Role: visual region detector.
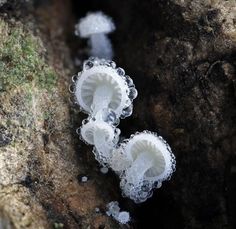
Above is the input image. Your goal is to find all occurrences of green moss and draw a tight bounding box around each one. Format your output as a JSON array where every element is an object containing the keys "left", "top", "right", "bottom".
[
  {"left": 0, "top": 19, "right": 57, "bottom": 91},
  {"left": 54, "top": 222, "right": 64, "bottom": 229}
]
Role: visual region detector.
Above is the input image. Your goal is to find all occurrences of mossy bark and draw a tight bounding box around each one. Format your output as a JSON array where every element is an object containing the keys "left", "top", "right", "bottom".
[{"left": 0, "top": 1, "right": 119, "bottom": 229}]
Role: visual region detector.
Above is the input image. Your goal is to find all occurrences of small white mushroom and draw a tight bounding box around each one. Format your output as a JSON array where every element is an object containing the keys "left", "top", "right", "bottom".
[
  {"left": 75, "top": 12, "right": 115, "bottom": 59},
  {"left": 80, "top": 119, "right": 115, "bottom": 145},
  {"left": 106, "top": 201, "right": 130, "bottom": 224},
  {"left": 118, "top": 131, "right": 176, "bottom": 203},
  {"left": 80, "top": 118, "right": 120, "bottom": 165},
  {"left": 75, "top": 58, "right": 137, "bottom": 119}
]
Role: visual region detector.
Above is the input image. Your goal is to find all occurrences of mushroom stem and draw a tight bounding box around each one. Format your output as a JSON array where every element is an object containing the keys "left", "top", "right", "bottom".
[
  {"left": 90, "top": 34, "right": 113, "bottom": 59},
  {"left": 125, "top": 152, "right": 154, "bottom": 186},
  {"left": 93, "top": 127, "right": 113, "bottom": 164},
  {"left": 92, "top": 85, "right": 113, "bottom": 115}
]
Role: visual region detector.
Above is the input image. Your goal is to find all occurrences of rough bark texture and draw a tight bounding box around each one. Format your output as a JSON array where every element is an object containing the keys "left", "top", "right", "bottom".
[
  {"left": 0, "top": 1, "right": 119, "bottom": 228},
  {"left": 0, "top": 0, "right": 236, "bottom": 229}
]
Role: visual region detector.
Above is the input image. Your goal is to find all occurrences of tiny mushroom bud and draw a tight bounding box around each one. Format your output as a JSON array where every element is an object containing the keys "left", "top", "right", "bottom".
[
  {"left": 75, "top": 12, "right": 115, "bottom": 59},
  {"left": 106, "top": 201, "right": 130, "bottom": 224},
  {"left": 117, "top": 211, "right": 130, "bottom": 224}
]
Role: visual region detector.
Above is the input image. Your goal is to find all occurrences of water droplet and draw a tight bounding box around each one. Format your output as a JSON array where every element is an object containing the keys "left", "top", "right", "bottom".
[
  {"left": 115, "top": 128, "right": 121, "bottom": 136},
  {"left": 141, "top": 184, "right": 150, "bottom": 192},
  {"left": 103, "top": 60, "right": 111, "bottom": 67},
  {"left": 83, "top": 60, "right": 94, "bottom": 70},
  {"left": 117, "top": 67, "right": 125, "bottom": 76},
  {"left": 82, "top": 119, "right": 89, "bottom": 125},
  {"left": 129, "top": 87, "right": 138, "bottom": 100},
  {"left": 153, "top": 181, "right": 161, "bottom": 189},
  {"left": 93, "top": 59, "right": 99, "bottom": 65},
  {"left": 69, "top": 84, "right": 75, "bottom": 93},
  {"left": 72, "top": 74, "right": 78, "bottom": 82},
  {"left": 126, "top": 76, "right": 133, "bottom": 87},
  {"left": 102, "top": 109, "right": 119, "bottom": 126},
  {"left": 100, "top": 167, "right": 109, "bottom": 174},
  {"left": 121, "top": 105, "right": 133, "bottom": 118},
  {"left": 125, "top": 99, "right": 132, "bottom": 107},
  {"left": 88, "top": 56, "right": 96, "bottom": 61},
  {"left": 69, "top": 95, "right": 76, "bottom": 104},
  {"left": 76, "top": 128, "right": 80, "bottom": 135},
  {"left": 109, "top": 61, "right": 116, "bottom": 68}
]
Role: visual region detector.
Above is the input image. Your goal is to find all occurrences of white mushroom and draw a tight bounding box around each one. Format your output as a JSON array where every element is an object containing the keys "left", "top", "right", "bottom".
[
  {"left": 75, "top": 58, "right": 137, "bottom": 119},
  {"left": 71, "top": 57, "right": 175, "bottom": 203},
  {"left": 80, "top": 119, "right": 116, "bottom": 145},
  {"left": 118, "top": 131, "right": 176, "bottom": 203},
  {"left": 75, "top": 12, "right": 115, "bottom": 59},
  {"left": 80, "top": 118, "right": 120, "bottom": 165}
]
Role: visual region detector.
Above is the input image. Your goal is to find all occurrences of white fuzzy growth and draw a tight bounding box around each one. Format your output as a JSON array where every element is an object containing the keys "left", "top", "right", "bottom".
[
  {"left": 75, "top": 12, "right": 115, "bottom": 59},
  {"left": 106, "top": 201, "right": 130, "bottom": 224},
  {"left": 106, "top": 201, "right": 120, "bottom": 217}
]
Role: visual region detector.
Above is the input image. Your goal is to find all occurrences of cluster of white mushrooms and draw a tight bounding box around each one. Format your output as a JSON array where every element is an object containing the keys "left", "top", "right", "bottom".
[{"left": 72, "top": 12, "right": 176, "bottom": 203}]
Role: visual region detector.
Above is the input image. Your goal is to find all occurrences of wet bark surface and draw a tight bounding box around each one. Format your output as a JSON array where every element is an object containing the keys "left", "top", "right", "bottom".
[{"left": 0, "top": 0, "right": 236, "bottom": 228}]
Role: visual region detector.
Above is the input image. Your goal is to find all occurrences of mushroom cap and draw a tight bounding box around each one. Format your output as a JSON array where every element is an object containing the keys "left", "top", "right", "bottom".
[
  {"left": 80, "top": 120, "right": 115, "bottom": 145},
  {"left": 77, "top": 12, "right": 115, "bottom": 38},
  {"left": 117, "top": 212, "right": 130, "bottom": 224},
  {"left": 122, "top": 131, "right": 175, "bottom": 182},
  {"left": 75, "top": 58, "right": 136, "bottom": 118}
]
